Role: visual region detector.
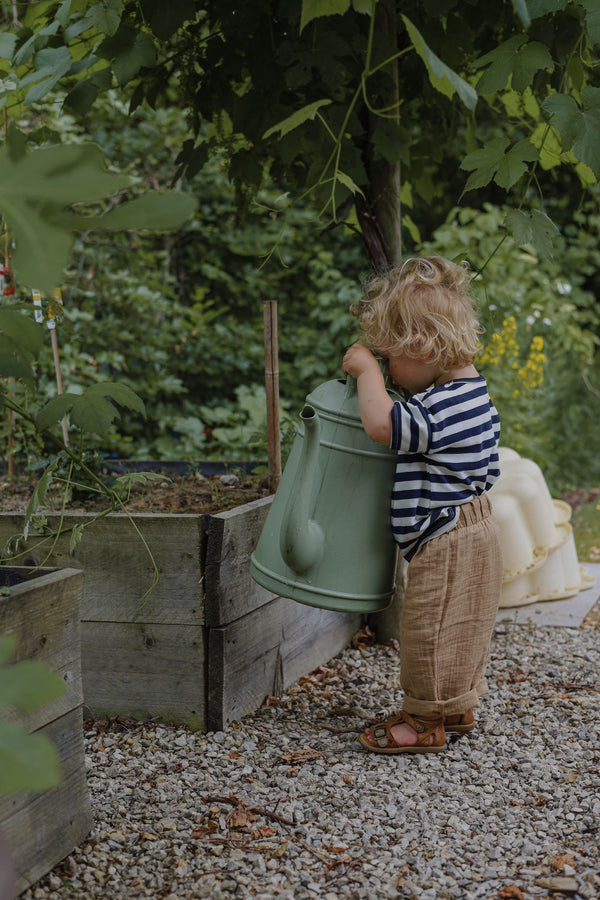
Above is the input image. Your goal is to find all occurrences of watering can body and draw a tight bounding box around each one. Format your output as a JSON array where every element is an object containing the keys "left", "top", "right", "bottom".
[{"left": 250, "top": 376, "right": 400, "bottom": 613}]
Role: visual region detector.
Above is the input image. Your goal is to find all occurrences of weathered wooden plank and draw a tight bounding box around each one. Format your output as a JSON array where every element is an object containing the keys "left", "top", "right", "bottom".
[
  {"left": 0, "top": 513, "right": 204, "bottom": 625},
  {"left": 0, "top": 706, "right": 92, "bottom": 893},
  {"left": 204, "top": 496, "right": 275, "bottom": 626},
  {"left": 81, "top": 621, "right": 206, "bottom": 730},
  {"left": 0, "top": 568, "right": 83, "bottom": 732},
  {"left": 207, "top": 596, "right": 361, "bottom": 729}
]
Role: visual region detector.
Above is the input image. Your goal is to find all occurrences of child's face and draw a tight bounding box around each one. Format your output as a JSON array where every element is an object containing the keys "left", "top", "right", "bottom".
[{"left": 384, "top": 352, "right": 439, "bottom": 395}]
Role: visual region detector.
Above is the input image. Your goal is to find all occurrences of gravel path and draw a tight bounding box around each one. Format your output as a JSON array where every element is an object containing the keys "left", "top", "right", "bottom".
[{"left": 23, "top": 618, "right": 600, "bottom": 900}]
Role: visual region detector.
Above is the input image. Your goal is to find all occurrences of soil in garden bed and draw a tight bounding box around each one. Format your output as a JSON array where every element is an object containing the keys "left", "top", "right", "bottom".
[{"left": 0, "top": 468, "right": 272, "bottom": 516}]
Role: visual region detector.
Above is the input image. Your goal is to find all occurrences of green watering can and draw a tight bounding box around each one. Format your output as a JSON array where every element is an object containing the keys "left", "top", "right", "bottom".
[{"left": 250, "top": 376, "right": 400, "bottom": 613}]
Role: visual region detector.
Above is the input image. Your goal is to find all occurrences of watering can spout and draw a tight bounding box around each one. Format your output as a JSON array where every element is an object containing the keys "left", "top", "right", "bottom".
[{"left": 280, "top": 404, "right": 324, "bottom": 574}]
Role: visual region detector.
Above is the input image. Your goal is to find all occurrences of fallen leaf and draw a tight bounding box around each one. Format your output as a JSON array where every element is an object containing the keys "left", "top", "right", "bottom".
[
  {"left": 280, "top": 749, "right": 323, "bottom": 764},
  {"left": 340, "top": 774, "right": 354, "bottom": 786},
  {"left": 550, "top": 853, "right": 576, "bottom": 872},
  {"left": 324, "top": 844, "right": 348, "bottom": 853},
  {"left": 509, "top": 668, "right": 529, "bottom": 683},
  {"left": 498, "top": 886, "right": 524, "bottom": 900},
  {"left": 137, "top": 831, "right": 159, "bottom": 842},
  {"left": 227, "top": 801, "right": 256, "bottom": 829},
  {"left": 191, "top": 822, "right": 217, "bottom": 838},
  {"left": 351, "top": 625, "right": 376, "bottom": 650},
  {"left": 229, "top": 751, "right": 239, "bottom": 759},
  {"left": 270, "top": 840, "right": 289, "bottom": 859},
  {"left": 324, "top": 855, "right": 350, "bottom": 875}
]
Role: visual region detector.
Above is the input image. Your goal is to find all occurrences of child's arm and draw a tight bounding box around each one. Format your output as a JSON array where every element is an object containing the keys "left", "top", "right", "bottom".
[{"left": 342, "top": 343, "right": 393, "bottom": 446}]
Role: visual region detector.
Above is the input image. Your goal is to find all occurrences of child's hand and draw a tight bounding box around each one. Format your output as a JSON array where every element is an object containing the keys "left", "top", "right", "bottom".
[
  {"left": 342, "top": 343, "right": 393, "bottom": 445},
  {"left": 342, "top": 343, "right": 379, "bottom": 378}
]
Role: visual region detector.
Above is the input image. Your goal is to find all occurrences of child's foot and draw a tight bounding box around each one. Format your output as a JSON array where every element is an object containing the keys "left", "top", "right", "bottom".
[{"left": 359, "top": 710, "right": 446, "bottom": 754}]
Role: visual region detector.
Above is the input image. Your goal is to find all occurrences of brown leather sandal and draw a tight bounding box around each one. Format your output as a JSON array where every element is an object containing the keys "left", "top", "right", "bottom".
[
  {"left": 444, "top": 711, "right": 475, "bottom": 734},
  {"left": 359, "top": 710, "right": 446, "bottom": 754}
]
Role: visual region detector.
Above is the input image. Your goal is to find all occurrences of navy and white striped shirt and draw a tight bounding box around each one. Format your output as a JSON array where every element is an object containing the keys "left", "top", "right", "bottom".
[{"left": 390, "top": 377, "right": 500, "bottom": 561}]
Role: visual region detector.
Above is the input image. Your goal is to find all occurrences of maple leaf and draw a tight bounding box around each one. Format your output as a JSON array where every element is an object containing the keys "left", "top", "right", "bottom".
[
  {"left": 460, "top": 138, "right": 538, "bottom": 194},
  {"left": 505, "top": 208, "right": 559, "bottom": 260}
]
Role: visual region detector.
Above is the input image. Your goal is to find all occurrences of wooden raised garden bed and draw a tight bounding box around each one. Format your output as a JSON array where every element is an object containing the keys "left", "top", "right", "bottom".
[
  {"left": 0, "top": 566, "right": 92, "bottom": 893},
  {"left": 0, "top": 497, "right": 361, "bottom": 732}
]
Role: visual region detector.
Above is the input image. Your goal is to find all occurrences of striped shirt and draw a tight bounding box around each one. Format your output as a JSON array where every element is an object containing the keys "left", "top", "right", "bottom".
[{"left": 389, "top": 377, "right": 500, "bottom": 561}]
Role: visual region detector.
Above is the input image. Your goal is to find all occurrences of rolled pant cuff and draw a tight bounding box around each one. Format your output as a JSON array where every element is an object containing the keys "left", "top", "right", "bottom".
[{"left": 402, "top": 688, "right": 481, "bottom": 718}]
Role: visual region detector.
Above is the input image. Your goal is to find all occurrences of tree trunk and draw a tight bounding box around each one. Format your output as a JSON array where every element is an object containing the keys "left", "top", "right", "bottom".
[{"left": 357, "top": 0, "right": 402, "bottom": 271}]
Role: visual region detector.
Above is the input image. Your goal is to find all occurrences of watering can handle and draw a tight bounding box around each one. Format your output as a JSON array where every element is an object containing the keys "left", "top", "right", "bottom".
[{"left": 344, "top": 374, "right": 358, "bottom": 398}]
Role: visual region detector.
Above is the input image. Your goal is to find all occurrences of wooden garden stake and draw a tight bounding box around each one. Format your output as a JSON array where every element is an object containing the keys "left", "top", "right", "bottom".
[
  {"left": 2, "top": 106, "right": 15, "bottom": 478},
  {"left": 33, "top": 289, "right": 69, "bottom": 447},
  {"left": 263, "top": 299, "right": 281, "bottom": 492}
]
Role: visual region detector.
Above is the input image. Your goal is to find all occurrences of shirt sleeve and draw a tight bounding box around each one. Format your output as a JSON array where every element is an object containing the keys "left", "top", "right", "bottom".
[{"left": 389, "top": 397, "right": 432, "bottom": 454}]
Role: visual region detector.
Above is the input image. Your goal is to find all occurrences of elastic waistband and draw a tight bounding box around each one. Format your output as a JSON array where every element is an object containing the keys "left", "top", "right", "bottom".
[{"left": 455, "top": 493, "right": 492, "bottom": 529}]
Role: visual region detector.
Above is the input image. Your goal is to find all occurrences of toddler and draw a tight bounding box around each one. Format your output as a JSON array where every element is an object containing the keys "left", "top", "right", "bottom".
[{"left": 342, "top": 256, "right": 502, "bottom": 754}]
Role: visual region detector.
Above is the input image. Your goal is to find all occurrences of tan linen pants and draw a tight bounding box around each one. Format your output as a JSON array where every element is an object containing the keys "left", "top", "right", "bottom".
[{"left": 399, "top": 493, "right": 503, "bottom": 718}]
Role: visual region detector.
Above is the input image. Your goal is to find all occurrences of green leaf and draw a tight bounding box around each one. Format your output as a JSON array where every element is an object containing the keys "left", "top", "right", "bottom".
[
  {"left": 300, "top": 0, "right": 351, "bottom": 33},
  {"left": 543, "top": 88, "right": 600, "bottom": 177},
  {"left": 352, "top": 0, "right": 372, "bottom": 11},
  {"left": 264, "top": 100, "right": 332, "bottom": 139},
  {"left": 336, "top": 170, "right": 364, "bottom": 197},
  {"left": 0, "top": 660, "right": 67, "bottom": 713},
  {"left": 473, "top": 35, "right": 527, "bottom": 94},
  {"left": 113, "top": 32, "right": 156, "bottom": 85},
  {"left": 542, "top": 93, "right": 581, "bottom": 149},
  {"left": 0, "top": 142, "right": 131, "bottom": 206},
  {"left": 402, "top": 15, "right": 477, "bottom": 111},
  {"left": 83, "top": 0, "right": 124, "bottom": 37},
  {"left": 0, "top": 721, "right": 62, "bottom": 793},
  {"left": 580, "top": 0, "right": 600, "bottom": 45},
  {"left": 0, "top": 33, "right": 17, "bottom": 60},
  {"left": 0, "top": 354, "right": 33, "bottom": 379},
  {"left": 8, "top": 209, "right": 74, "bottom": 294},
  {"left": 475, "top": 36, "right": 553, "bottom": 94},
  {"left": 0, "top": 309, "right": 44, "bottom": 356},
  {"left": 511, "top": 41, "right": 553, "bottom": 93},
  {"left": 505, "top": 208, "right": 534, "bottom": 246},
  {"left": 64, "top": 79, "right": 98, "bottom": 117},
  {"left": 36, "top": 382, "right": 146, "bottom": 438},
  {"left": 0, "top": 142, "right": 132, "bottom": 290},
  {"left": 56, "top": 191, "right": 198, "bottom": 232},
  {"left": 505, "top": 208, "right": 560, "bottom": 259},
  {"left": 494, "top": 139, "right": 539, "bottom": 189},
  {"left": 70, "top": 523, "right": 85, "bottom": 555},
  {"left": 24, "top": 461, "right": 57, "bottom": 540},
  {"left": 574, "top": 86, "right": 600, "bottom": 177},
  {"left": 460, "top": 138, "right": 509, "bottom": 192},
  {"left": 140, "top": 0, "right": 196, "bottom": 39}
]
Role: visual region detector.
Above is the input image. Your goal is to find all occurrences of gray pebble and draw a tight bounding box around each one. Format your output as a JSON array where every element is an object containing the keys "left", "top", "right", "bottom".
[{"left": 20, "top": 622, "right": 600, "bottom": 900}]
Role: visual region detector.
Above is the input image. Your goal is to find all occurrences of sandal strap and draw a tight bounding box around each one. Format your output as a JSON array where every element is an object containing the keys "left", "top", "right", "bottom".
[{"left": 370, "top": 710, "right": 445, "bottom": 749}]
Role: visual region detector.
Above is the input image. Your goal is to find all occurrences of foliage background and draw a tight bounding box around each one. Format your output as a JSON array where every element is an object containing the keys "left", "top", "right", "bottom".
[{"left": 1, "top": 1, "right": 600, "bottom": 496}]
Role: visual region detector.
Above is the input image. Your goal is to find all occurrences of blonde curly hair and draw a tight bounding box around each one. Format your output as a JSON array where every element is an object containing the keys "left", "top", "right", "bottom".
[{"left": 351, "top": 256, "right": 483, "bottom": 370}]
